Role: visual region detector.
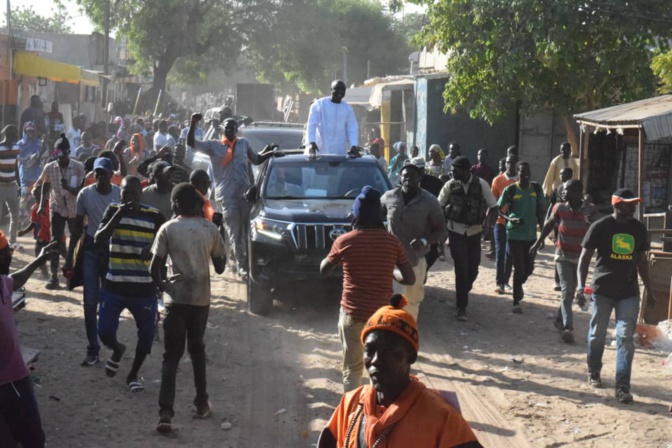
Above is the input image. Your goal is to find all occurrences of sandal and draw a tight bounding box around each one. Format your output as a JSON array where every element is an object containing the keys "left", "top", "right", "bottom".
[
  {"left": 127, "top": 381, "right": 144, "bottom": 393},
  {"left": 193, "top": 401, "right": 213, "bottom": 419},
  {"left": 105, "top": 344, "right": 126, "bottom": 378},
  {"left": 105, "top": 359, "right": 120, "bottom": 378},
  {"left": 156, "top": 419, "right": 179, "bottom": 438}
]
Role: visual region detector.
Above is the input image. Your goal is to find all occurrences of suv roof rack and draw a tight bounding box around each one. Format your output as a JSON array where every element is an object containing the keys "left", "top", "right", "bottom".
[{"left": 249, "top": 121, "right": 304, "bottom": 129}]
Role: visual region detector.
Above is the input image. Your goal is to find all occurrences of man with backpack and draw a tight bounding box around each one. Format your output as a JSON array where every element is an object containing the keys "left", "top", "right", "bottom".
[
  {"left": 438, "top": 156, "right": 497, "bottom": 321},
  {"left": 498, "top": 161, "right": 545, "bottom": 314}
]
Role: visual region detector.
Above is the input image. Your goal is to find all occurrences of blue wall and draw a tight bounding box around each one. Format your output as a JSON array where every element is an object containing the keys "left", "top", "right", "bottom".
[{"left": 415, "top": 77, "right": 518, "bottom": 166}]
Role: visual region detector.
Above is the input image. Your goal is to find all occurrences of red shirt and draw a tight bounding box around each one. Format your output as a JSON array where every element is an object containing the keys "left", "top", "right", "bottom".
[
  {"left": 327, "top": 229, "right": 408, "bottom": 322},
  {"left": 30, "top": 203, "right": 66, "bottom": 243}
]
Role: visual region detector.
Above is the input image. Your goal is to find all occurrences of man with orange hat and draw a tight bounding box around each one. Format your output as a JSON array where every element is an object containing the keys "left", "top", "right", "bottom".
[
  {"left": 320, "top": 186, "right": 415, "bottom": 392},
  {"left": 577, "top": 188, "right": 656, "bottom": 404},
  {"left": 318, "top": 294, "right": 482, "bottom": 448}
]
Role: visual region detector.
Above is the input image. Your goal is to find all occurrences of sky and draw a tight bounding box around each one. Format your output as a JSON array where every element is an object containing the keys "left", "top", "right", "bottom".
[{"left": 8, "top": 0, "right": 95, "bottom": 34}]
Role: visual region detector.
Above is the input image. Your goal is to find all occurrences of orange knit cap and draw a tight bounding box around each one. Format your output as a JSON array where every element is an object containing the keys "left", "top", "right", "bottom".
[
  {"left": 361, "top": 294, "right": 419, "bottom": 353},
  {"left": 0, "top": 230, "right": 8, "bottom": 250}
]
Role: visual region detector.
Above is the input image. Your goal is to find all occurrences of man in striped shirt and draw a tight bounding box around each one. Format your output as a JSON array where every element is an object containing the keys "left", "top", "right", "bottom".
[
  {"left": 531, "top": 179, "right": 599, "bottom": 343},
  {"left": 320, "top": 186, "right": 415, "bottom": 392},
  {"left": 95, "top": 176, "right": 165, "bottom": 392},
  {"left": 0, "top": 125, "right": 20, "bottom": 245}
]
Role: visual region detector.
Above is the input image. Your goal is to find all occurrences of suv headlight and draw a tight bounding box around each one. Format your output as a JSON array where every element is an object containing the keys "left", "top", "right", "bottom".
[{"left": 252, "top": 218, "right": 291, "bottom": 241}]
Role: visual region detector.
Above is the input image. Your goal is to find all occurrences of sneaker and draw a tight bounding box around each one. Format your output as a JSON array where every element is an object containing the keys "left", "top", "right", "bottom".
[
  {"left": 495, "top": 284, "right": 505, "bottom": 294},
  {"left": 504, "top": 284, "right": 512, "bottom": 292},
  {"left": 616, "top": 387, "right": 633, "bottom": 404},
  {"left": 554, "top": 284, "right": 562, "bottom": 291},
  {"left": 193, "top": 401, "right": 213, "bottom": 419},
  {"left": 560, "top": 329, "right": 575, "bottom": 344},
  {"left": 81, "top": 354, "right": 100, "bottom": 366},
  {"left": 512, "top": 304, "right": 523, "bottom": 314},
  {"left": 589, "top": 372, "right": 603, "bottom": 388},
  {"left": 456, "top": 309, "right": 467, "bottom": 322},
  {"left": 9, "top": 242, "right": 22, "bottom": 251},
  {"left": 45, "top": 277, "right": 59, "bottom": 290}
]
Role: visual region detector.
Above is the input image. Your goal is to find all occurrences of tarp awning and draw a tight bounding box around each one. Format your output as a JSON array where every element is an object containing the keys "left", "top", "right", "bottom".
[
  {"left": 345, "top": 87, "right": 372, "bottom": 106},
  {"left": 369, "top": 79, "right": 414, "bottom": 108},
  {"left": 574, "top": 95, "right": 672, "bottom": 141},
  {"left": 13, "top": 51, "right": 99, "bottom": 87},
  {"left": 80, "top": 69, "right": 100, "bottom": 87}
]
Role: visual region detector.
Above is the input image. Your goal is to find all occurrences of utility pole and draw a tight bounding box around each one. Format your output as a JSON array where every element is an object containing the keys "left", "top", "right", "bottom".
[
  {"left": 103, "top": 0, "right": 110, "bottom": 74},
  {"left": 103, "top": 0, "right": 110, "bottom": 105}
]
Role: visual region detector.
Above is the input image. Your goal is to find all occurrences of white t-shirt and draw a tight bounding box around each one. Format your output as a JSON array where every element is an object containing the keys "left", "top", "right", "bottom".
[{"left": 66, "top": 128, "right": 82, "bottom": 148}]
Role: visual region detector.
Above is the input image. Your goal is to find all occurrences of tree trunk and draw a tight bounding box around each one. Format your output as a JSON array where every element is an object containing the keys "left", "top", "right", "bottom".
[
  {"left": 562, "top": 115, "right": 579, "bottom": 157},
  {"left": 152, "top": 63, "right": 170, "bottom": 92}
]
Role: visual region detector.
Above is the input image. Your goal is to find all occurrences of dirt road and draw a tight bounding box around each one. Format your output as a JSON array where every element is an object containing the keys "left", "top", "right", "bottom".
[{"left": 8, "top": 236, "right": 672, "bottom": 447}]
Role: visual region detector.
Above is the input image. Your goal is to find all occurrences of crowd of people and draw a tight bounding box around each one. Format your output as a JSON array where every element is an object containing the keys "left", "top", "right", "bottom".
[{"left": 0, "top": 81, "right": 660, "bottom": 447}]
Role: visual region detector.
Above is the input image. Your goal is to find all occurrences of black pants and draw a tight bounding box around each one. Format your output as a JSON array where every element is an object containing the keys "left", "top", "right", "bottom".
[
  {"left": 0, "top": 376, "right": 45, "bottom": 448},
  {"left": 49, "top": 211, "right": 76, "bottom": 277},
  {"left": 425, "top": 243, "right": 440, "bottom": 271},
  {"left": 159, "top": 304, "right": 210, "bottom": 420},
  {"left": 448, "top": 231, "right": 482, "bottom": 311},
  {"left": 507, "top": 240, "right": 536, "bottom": 304}
]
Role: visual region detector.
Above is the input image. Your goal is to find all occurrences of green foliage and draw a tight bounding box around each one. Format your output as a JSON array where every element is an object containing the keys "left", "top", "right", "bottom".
[
  {"left": 9, "top": 5, "right": 72, "bottom": 33},
  {"left": 411, "top": 0, "right": 672, "bottom": 122},
  {"left": 247, "top": 0, "right": 411, "bottom": 94},
  {"left": 652, "top": 50, "right": 672, "bottom": 94}
]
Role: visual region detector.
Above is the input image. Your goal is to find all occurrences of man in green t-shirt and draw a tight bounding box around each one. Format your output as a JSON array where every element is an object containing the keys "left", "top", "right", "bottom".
[{"left": 497, "top": 161, "right": 545, "bottom": 313}]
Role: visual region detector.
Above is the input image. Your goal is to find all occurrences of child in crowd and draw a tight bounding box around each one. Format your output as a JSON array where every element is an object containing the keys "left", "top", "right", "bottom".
[{"left": 17, "top": 184, "right": 59, "bottom": 279}]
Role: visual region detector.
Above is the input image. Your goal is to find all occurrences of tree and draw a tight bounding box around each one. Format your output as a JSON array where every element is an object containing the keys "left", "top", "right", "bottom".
[
  {"left": 246, "top": 0, "right": 411, "bottom": 94},
  {"left": 652, "top": 50, "right": 672, "bottom": 94},
  {"left": 9, "top": 5, "right": 72, "bottom": 33},
  {"left": 77, "top": 0, "right": 276, "bottom": 91},
  {"left": 410, "top": 0, "right": 672, "bottom": 151}
]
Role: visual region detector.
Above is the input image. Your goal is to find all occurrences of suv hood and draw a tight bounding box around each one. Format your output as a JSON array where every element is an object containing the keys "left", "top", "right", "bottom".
[{"left": 261, "top": 199, "right": 353, "bottom": 223}]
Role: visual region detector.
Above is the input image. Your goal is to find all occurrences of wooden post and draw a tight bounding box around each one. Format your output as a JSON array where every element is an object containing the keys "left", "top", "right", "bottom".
[
  {"left": 578, "top": 125, "right": 584, "bottom": 182},
  {"left": 638, "top": 128, "right": 645, "bottom": 220}
]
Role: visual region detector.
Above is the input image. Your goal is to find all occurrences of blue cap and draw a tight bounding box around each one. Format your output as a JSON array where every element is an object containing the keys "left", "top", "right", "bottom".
[
  {"left": 352, "top": 186, "right": 381, "bottom": 222},
  {"left": 93, "top": 157, "right": 113, "bottom": 173}
]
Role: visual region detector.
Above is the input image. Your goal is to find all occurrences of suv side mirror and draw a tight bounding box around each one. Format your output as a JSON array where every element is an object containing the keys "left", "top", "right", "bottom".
[{"left": 245, "top": 185, "right": 259, "bottom": 203}]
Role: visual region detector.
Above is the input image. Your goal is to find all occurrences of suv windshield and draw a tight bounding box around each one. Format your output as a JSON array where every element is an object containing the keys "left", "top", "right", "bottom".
[{"left": 263, "top": 161, "right": 390, "bottom": 199}]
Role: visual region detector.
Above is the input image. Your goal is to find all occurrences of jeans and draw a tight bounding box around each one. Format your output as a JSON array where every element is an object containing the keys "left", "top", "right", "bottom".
[
  {"left": 494, "top": 223, "right": 512, "bottom": 286},
  {"left": 159, "top": 304, "right": 210, "bottom": 420},
  {"left": 82, "top": 236, "right": 108, "bottom": 356},
  {"left": 338, "top": 307, "right": 366, "bottom": 393},
  {"left": 98, "top": 289, "right": 158, "bottom": 355},
  {"left": 448, "top": 231, "right": 482, "bottom": 311},
  {"left": 507, "top": 240, "right": 535, "bottom": 304},
  {"left": 49, "top": 212, "right": 76, "bottom": 278},
  {"left": 218, "top": 198, "right": 250, "bottom": 271},
  {"left": 0, "top": 376, "right": 45, "bottom": 448},
  {"left": 587, "top": 294, "right": 640, "bottom": 389},
  {"left": 556, "top": 260, "right": 578, "bottom": 330},
  {"left": 0, "top": 182, "right": 19, "bottom": 242},
  {"left": 393, "top": 257, "right": 427, "bottom": 321}
]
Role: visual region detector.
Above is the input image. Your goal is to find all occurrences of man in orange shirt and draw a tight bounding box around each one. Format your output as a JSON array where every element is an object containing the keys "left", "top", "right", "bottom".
[
  {"left": 320, "top": 186, "right": 415, "bottom": 392},
  {"left": 490, "top": 154, "right": 518, "bottom": 294},
  {"left": 318, "top": 295, "right": 482, "bottom": 448}
]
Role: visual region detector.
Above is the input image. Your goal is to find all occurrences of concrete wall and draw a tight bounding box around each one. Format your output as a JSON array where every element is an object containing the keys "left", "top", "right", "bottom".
[{"left": 518, "top": 112, "right": 570, "bottom": 184}]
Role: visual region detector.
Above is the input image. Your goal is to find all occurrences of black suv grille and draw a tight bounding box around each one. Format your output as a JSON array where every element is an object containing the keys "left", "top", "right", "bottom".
[{"left": 292, "top": 224, "right": 351, "bottom": 250}]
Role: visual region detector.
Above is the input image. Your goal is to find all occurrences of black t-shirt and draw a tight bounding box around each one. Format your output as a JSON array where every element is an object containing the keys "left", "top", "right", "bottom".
[
  {"left": 420, "top": 174, "right": 444, "bottom": 197},
  {"left": 582, "top": 215, "right": 649, "bottom": 299}
]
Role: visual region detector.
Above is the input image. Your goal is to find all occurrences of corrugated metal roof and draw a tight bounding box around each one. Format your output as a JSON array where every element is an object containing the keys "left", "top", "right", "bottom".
[{"left": 574, "top": 95, "right": 672, "bottom": 141}]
